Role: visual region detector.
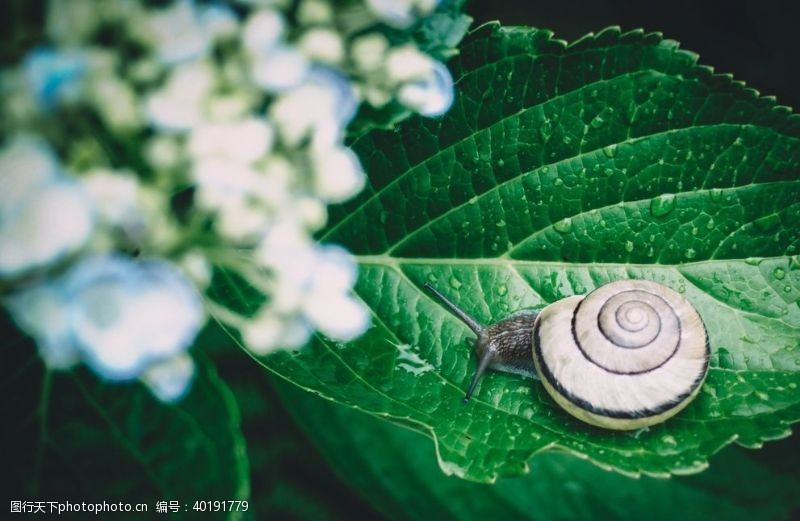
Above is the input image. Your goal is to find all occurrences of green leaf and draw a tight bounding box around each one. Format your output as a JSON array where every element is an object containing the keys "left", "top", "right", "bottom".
[
  {"left": 277, "top": 381, "right": 800, "bottom": 521},
  {"left": 217, "top": 24, "right": 800, "bottom": 482},
  {"left": 1, "top": 317, "right": 250, "bottom": 519}
]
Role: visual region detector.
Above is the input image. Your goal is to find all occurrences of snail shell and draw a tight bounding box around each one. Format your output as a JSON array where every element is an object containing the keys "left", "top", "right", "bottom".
[{"left": 424, "top": 280, "right": 709, "bottom": 430}]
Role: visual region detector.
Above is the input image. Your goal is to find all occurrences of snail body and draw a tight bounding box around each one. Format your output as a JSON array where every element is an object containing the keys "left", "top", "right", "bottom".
[{"left": 424, "top": 280, "right": 709, "bottom": 430}]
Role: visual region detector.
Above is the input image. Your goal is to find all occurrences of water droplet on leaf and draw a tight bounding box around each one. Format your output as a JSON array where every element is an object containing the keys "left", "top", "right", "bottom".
[{"left": 650, "top": 194, "right": 676, "bottom": 217}]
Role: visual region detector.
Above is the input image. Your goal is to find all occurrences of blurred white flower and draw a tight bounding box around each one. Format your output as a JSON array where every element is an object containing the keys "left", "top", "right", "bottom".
[
  {"left": 65, "top": 256, "right": 203, "bottom": 380},
  {"left": 146, "top": 0, "right": 236, "bottom": 64},
  {"left": 398, "top": 60, "right": 454, "bottom": 116},
  {"left": 311, "top": 146, "right": 366, "bottom": 203},
  {"left": 302, "top": 246, "right": 369, "bottom": 340},
  {"left": 81, "top": 168, "right": 175, "bottom": 249},
  {"left": 242, "top": 309, "right": 310, "bottom": 354},
  {"left": 0, "top": 137, "right": 94, "bottom": 278},
  {"left": 298, "top": 28, "right": 345, "bottom": 65},
  {"left": 269, "top": 67, "right": 356, "bottom": 148},
  {"left": 366, "top": 0, "right": 416, "bottom": 28},
  {"left": 250, "top": 46, "right": 310, "bottom": 92},
  {"left": 87, "top": 75, "right": 144, "bottom": 132},
  {"left": 296, "top": 0, "right": 334, "bottom": 25},
  {"left": 145, "top": 135, "right": 183, "bottom": 170},
  {"left": 386, "top": 45, "right": 434, "bottom": 83},
  {"left": 242, "top": 9, "right": 286, "bottom": 54},
  {"left": 6, "top": 282, "right": 81, "bottom": 369},
  {"left": 178, "top": 250, "right": 213, "bottom": 289},
  {"left": 350, "top": 33, "right": 389, "bottom": 73},
  {"left": 188, "top": 118, "right": 274, "bottom": 163},
  {"left": 141, "top": 353, "right": 196, "bottom": 402},
  {"left": 2, "top": 0, "right": 454, "bottom": 399},
  {"left": 146, "top": 60, "right": 216, "bottom": 131},
  {"left": 367, "top": 0, "right": 440, "bottom": 28}
]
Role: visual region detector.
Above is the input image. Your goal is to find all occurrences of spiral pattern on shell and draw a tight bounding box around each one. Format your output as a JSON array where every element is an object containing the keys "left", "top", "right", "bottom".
[{"left": 532, "top": 280, "right": 709, "bottom": 430}]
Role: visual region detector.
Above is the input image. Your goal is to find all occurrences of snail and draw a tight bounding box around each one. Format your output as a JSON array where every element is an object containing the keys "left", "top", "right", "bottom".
[{"left": 424, "top": 280, "right": 709, "bottom": 430}]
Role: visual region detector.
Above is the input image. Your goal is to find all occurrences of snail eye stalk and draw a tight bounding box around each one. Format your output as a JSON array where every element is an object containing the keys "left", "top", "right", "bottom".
[
  {"left": 423, "top": 283, "right": 484, "bottom": 335},
  {"left": 424, "top": 283, "right": 490, "bottom": 402}
]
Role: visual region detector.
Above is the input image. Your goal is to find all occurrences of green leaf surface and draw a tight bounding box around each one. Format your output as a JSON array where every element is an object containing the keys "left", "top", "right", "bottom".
[
  {"left": 218, "top": 24, "right": 800, "bottom": 482},
  {"left": 277, "top": 380, "right": 800, "bottom": 521},
  {"left": 1, "top": 317, "right": 250, "bottom": 519}
]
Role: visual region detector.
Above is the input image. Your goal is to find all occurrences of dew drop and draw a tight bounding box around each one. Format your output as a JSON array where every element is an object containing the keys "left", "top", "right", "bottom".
[
  {"left": 709, "top": 188, "right": 723, "bottom": 203},
  {"left": 379, "top": 210, "right": 389, "bottom": 224},
  {"left": 496, "top": 158, "right": 505, "bottom": 167},
  {"left": 774, "top": 267, "right": 786, "bottom": 280},
  {"left": 602, "top": 144, "right": 618, "bottom": 158},
  {"left": 539, "top": 120, "right": 554, "bottom": 142},
  {"left": 784, "top": 285, "right": 792, "bottom": 293},
  {"left": 427, "top": 272, "right": 438, "bottom": 283},
  {"left": 625, "top": 240, "right": 634, "bottom": 252},
  {"left": 684, "top": 248, "right": 697, "bottom": 259},
  {"left": 650, "top": 194, "right": 677, "bottom": 217},
  {"left": 496, "top": 284, "right": 508, "bottom": 296},
  {"left": 603, "top": 168, "right": 614, "bottom": 176},
  {"left": 449, "top": 276, "right": 462, "bottom": 289},
  {"left": 554, "top": 217, "right": 573, "bottom": 233},
  {"left": 744, "top": 257, "right": 762, "bottom": 266}
]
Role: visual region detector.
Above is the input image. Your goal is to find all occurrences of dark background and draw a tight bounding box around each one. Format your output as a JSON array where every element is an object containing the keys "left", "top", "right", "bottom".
[{"left": 472, "top": 0, "right": 799, "bottom": 109}]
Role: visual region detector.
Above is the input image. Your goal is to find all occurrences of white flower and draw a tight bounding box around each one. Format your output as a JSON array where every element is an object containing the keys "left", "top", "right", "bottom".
[
  {"left": 145, "top": 135, "right": 183, "bottom": 170},
  {"left": 87, "top": 74, "right": 143, "bottom": 131},
  {"left": 178, "top": 250, "right": 212, "bottom": 289},
  {"left": 188, "top": 118, "right": 274, "bottom": 163},
  {"left": 200, "top": 4, "right": 240, "bottom": 40},
  {"left": 250, "top": 46, "right": 309, "bottom": 92},
  {"left": 255, "top": 218, "right": 317, "bottom": 295},
  {"left": 269, "top": 68, "right": 355, "bottom": 148},
  {"left": 298, "top": 28, "right": 344, "bottom": 64},
  {"left": 81, "top": 169, "right": 163, "bottom": 245},
  {"left": 6, "top": 282, "right": 81, "bottom": 369},
  {"left": 0, "top": 136, "right": 59, "bottom": 203},
  {"left": 145, "top": 0, "right": 236, "bottom": 64},
  {"left": 242, "top": 309, "right": 310, "bottom": 354},
  {"left": 366, "top": 0, "right": 416, "bottom": 28},
  {"left": 145, "top": 60, "right": 216, "bottom": 131},
  {"left": 193, "top": 159, "right": 264, "bottom": 212},
  {"left": 350, "top": 33, "right": 389, "bottom": 73},
  {"left": 366, "top": 0, "right": 440, "bottom": 28},
  {"left": 310, "top": 146, "right": 366, "bottom": 203},
  {"left": 0, "top": 138, "right": 94, "bottom": 278},
  {"left": 65, "top": 255, "right": 203, "bottom": 380},
  {"left": 398, "top": 60, "right": 454, "bottom": 116},
  {"left": 141, "top": 353, "right": 196, "bottom": 402},
  {"left": 296, "top": 0, "right": 334, "bottom": 25},
  {"left": 302, "top": 246, "right": 369, "bottom": 341},
  {"left": 386, "top": 45, "right": 434, "bottom": 83},
  {"left": 242, "top": 9, "right": 286, "bottom": 54}
]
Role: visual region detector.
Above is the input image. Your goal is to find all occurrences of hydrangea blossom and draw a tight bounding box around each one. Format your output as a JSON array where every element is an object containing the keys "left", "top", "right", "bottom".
[
  {"left": 7, "top": 256, "right": 202, "bottom": 395},
  {"left": 1, "top": 0, "right": 456, "bottom": 402},
  {"left": 0, "top": 137, "right": 94, "bottom": 277}
]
